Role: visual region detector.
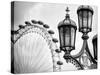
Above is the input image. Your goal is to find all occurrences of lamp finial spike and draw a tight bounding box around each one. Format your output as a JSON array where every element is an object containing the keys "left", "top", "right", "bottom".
[
  {"left": 65, "top": 7, "right": 70, "bottom": 18},
  {"left": 66, "top": 7, "right": 70, "bottom": 14}
]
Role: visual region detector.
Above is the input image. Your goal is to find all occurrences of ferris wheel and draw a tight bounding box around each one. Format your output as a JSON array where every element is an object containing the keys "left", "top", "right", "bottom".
[
  {"left": 11, "top": 20, "right": 62, "bottom": 73},
  {"left": 11, "top": 20, "right": 83, "bottom": 74}
]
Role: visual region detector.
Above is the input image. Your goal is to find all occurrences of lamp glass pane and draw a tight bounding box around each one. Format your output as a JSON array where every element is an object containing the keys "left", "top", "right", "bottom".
[
  {"left": 78, "top": 11, "right": 83, "bottom": 30},
  {"left": 88, "top": 12, "right": 93, "bottom": 29},
  {"left": 65, "top": 27, "right": 70, "bottom": 47},
  {"left": 71, "top": 27, "right": 75, "bottom": 47},
  {"left": 83, "top": 11, "right": 88, "bottom": 28},
  {"left": 59, "top": 27, "right": 64, "bottom": 48}
]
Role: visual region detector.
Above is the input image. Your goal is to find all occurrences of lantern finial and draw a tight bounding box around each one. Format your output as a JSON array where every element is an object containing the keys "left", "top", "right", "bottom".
[
  {"left": 66, "top": 7, "right": 70, "bottom": 14},
  {"left": 65, "top": 7, "right": 70, "bottom": 19}
]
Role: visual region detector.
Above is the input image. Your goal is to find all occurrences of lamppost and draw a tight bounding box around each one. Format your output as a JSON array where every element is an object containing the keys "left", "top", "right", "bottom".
[
  {"left": 77, "top": 5, "right": 97, "bottom": 69},
  {"left": 57, "top": 5, "right": 97, "bottom": 70}
]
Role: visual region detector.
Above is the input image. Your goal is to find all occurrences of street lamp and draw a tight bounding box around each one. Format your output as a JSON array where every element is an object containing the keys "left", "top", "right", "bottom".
[
  {"left": 58, "top": 7, "right": 83, "bottom": 69},
  {"left": 77, "top": 5, "right": 94, "bottom": 34},
  {"left": 57, "top": 5, "right": 97, "bottom": 70},
  {"left": 77, "top": 5, "right": 97, "bottom": 65},
  {"left": 58, "top": 7, "right": 77, "bottom": 53}
]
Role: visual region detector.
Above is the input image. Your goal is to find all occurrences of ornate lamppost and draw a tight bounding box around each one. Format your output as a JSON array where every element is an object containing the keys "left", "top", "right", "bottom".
[
  {"left": 58, "top": 7, "right": 83, "bottom": 70},
  {"left": 57, "top": 5, "right": 97, "bottom": 70},
  {"left": 77, "top": 5, "right": 97, "bottom": 68}
]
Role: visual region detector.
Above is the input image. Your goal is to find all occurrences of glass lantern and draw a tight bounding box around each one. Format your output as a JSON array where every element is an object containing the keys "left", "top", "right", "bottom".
[
  {"left": 77, "top": 5, "right": 94, "bottom": 33},
  {"left": 58, "top": 14, "right": 77, "bottom": 51}
]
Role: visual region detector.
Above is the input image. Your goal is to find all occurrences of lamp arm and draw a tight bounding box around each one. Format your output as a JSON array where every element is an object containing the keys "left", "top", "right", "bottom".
[
  {"left": 72, "top": 49, "right": 83, "bottom": 58},
  {"left": 63, "top": 53, "right": 84, "bottom": 70},
  {"left": 85, "top": 42, "right": 97, "bottom": 64},
  {"left": 72, "top": 39, "right": 97, "bottom": 64},
  {"left": 71, "top": 56, "right": 84, "bottom": 70},
  {"left": 72, "top": 40, "right": 86, "bottom": 58}
]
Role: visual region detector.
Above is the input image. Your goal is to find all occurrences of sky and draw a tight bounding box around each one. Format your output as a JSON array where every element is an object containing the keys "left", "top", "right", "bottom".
[{"left": 13, "top": 1, "right": 98, "bottom": 71}]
